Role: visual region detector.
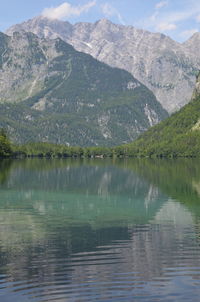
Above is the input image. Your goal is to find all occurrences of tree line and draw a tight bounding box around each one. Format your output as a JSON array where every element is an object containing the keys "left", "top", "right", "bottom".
[{"left": 0, "top": 129, "right": 12, "bottom": 157}]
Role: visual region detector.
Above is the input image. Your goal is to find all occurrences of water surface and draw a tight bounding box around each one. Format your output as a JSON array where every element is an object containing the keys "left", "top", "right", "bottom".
[{"left": 0, "top": 158, "right": 200, "bottom": 301}]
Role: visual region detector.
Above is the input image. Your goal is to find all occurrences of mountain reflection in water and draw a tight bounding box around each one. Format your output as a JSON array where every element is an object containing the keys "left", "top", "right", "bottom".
[{"left": 0, "top": 158, "right": 200, "bottom": 302}]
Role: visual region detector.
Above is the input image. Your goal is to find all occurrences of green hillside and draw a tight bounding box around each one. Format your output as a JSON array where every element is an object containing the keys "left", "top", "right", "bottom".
[{"left": 116, "top": 74, "right": 200, "bottom": 157}]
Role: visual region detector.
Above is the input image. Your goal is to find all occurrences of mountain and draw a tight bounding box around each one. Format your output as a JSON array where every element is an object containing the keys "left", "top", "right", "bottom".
[
  {"left": 0, "top": 31, "right": 167, "bottom": 146},
  {"left": 183, "top": 32, "right": 200, "bottom": 59},
  {"left": 118, "top": 73, "right": 200, "bottom": 157},
  {"left": 6, "top": 16, "right": 200, "bottom": 113}
]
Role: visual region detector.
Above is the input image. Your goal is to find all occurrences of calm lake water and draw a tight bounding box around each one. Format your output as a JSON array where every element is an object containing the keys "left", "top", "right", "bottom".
[{"left": 0, "top": 158, "right": 200, "bottom": 301}]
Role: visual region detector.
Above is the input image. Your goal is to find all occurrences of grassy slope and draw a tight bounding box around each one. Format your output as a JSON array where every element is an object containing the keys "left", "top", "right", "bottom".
[{"left": 120, "top": 94, "right": 200, "bottom": 157}]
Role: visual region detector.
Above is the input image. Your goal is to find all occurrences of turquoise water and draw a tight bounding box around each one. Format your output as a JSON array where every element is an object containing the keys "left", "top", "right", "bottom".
[{"left": 0, "top": 158, "right": 200, "bottom": 301}]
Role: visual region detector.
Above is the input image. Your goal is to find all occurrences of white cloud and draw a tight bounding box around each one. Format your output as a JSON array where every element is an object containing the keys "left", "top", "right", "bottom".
[
  {"left": 163, "top": 10, "right": 196, "bottom": 24},
  {"left": 155, "top": 1, "right": 168, "bottom": 10},
  {"left": 156, "top": 1, "right": 200, "bottom": 25},
  {"left": 101, "top": 3, "right": 125, "bottom": 25},
  {"left": 138, "top": 0, "right": 200, "bottom": 37},
  {"left": 180, "top": 28, "right": 198, "bottom": 39},
  {"left": 42, "top": 1, "right": 96, "bottom": 20},
  {"left": 156, "top": 22, "right": 177, "bottom": 31}
]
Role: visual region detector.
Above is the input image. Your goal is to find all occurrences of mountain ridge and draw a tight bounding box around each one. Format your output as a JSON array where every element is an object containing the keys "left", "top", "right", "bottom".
[{"left": 6, "top": 16, "right": 200, "bottom": 113}]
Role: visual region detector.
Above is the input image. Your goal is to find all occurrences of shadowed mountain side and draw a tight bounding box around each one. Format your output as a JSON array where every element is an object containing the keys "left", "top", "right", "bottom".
[{"left": 0, "top": 31, "right": 167, "bottom": 146}]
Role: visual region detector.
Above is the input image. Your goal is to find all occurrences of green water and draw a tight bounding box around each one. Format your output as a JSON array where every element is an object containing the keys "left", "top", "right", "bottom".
[{"left": 0, "top": 158, "right": 200, "bottom": 301}]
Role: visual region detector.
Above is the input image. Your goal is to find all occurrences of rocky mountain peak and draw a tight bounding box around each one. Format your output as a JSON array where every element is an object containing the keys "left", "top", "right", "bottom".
[
  {"left": 94, "top": 18, "right": 115, "bottom": 29},
  {"left": 96, "top": 18, "right": 112, "bottom": 25},
  {"left": 5, "top": 17, "right": 200, "bottom": 113},
  {"left": 183, "top": 32, "right": 200, "bottom": 57},
  {"left": 184, "top": 32, "right": 200, "bottom": 43},
  {"left": 6, "top": 16, "right": 72, "bottom": 40}
]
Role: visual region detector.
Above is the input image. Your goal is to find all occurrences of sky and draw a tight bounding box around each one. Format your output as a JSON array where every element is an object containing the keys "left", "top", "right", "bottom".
[{"left": 0, "top": 0, "right": 200, "bottom": 42}]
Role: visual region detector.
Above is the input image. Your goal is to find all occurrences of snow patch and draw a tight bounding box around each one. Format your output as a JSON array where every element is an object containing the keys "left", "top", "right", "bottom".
[{"left": 83, "top": 41, "right": 93, "bottom": 49}]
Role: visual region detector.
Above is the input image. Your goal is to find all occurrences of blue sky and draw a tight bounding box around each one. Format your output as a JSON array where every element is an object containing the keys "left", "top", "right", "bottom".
[{"left": 0, "top": 0, "right": 200, "bottom": 42}]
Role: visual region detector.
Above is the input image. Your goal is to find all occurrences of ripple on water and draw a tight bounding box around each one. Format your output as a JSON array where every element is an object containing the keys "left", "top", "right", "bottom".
[
  {"left": 1, "top": 159, "right": 200, "bottom": 301},
  {"left": 1, "top": 222, "right": 200, "bottom": 302}
]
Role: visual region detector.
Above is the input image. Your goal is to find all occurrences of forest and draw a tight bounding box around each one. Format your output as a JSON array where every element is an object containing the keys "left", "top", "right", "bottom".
[{"left": 2, "top": 92, "right": 200, "bottom": 159}]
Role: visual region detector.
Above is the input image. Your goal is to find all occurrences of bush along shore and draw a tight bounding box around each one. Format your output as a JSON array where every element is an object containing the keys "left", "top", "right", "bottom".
[
  {"left": 1, "top": 136, "right": 200, "bottom": 160},
  {"left": 13, "top": 142, "right": 114, "bottom": 158},
  {"left": 3, "top": 140, "right": 200, "bottom": 159},
  {"left": 0, "top": 129, "right": 13, "bottom": 158}
]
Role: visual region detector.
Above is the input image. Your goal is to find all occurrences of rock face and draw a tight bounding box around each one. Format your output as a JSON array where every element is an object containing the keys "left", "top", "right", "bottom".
[
  {"left": 183, "top": 32, "right": 200, "bottom": 59},
  {"left": 6, "top": 17, "right": 200, "bottom": 113},
  {"left": 0, "top": 31, "right": 53, "bottom": 103},
  {"left": 0, "top": 31, "right": 167, "bottom": 146},
  {"left": 192, "top": 71, "right": 200, "bottom": 100}
]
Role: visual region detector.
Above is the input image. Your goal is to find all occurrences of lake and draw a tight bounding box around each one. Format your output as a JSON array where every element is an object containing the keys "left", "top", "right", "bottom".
[{"left": 0, "top": 158, "right": 200, "bottom": 301}]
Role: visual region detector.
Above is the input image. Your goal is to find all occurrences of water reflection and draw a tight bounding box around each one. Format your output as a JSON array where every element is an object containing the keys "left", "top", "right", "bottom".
[
  {"left": 0, "top": 160, "right": 13, "bottom": 184},
  {"left": 0, "top": 159, "right": 200, "bottom": 301}
]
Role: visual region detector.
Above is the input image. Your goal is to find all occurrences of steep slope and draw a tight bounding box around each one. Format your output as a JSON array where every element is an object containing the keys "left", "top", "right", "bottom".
[
  {"left": 183, "top": 32, "right": 200, "bottom": 60},
  {"left": 0, "top": 31, "right": 167, "bottom": 146},
  {"left": 119, "top": 73, "right": 200, "bottom": 157},
  {"left": 6, "top": 17, "right": 200, "bottom": 113}
]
